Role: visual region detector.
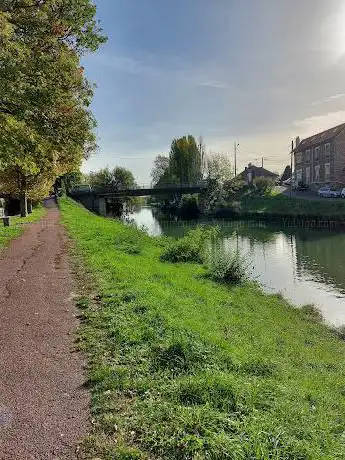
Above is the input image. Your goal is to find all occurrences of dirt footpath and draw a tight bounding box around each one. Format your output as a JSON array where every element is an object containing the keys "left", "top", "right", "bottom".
[{"left": 0, "top": 201, "right": 89, "bottom": 459}]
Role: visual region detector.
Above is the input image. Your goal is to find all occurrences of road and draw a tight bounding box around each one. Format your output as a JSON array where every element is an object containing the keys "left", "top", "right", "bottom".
[
  {"left": 0, "top": 200, "right": 89, "bottom": 459},
  {"left": 276, "top": 186, "right": 343, "bottom": 202}
]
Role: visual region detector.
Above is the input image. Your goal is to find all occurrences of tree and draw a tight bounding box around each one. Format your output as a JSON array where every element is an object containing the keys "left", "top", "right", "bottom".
[
  {"left": 207, "top": 153, "right": 233, "bottom": 183},
  {"left": 0, "top": 0, "right": 106, "bottom": 215},
  {"left": 151, "top": 155, "right": 170, "bottom": 186},
  {"left": 88, "top": 167, "right": 136, "bottom": 189},
  {"left": 169, "top": 135, "right": 203, "bottom": 185}
]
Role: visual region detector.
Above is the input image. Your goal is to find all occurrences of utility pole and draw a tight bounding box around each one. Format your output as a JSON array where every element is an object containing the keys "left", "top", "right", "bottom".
[
  {"left": 290, "top": 140, "right": 294, "bottom": 198},
  {"left": 261, "top": 157, "right": 264, "bottom": 168},
  {"left": 234, "top": 141, "right": 239, "bottom": 177}
]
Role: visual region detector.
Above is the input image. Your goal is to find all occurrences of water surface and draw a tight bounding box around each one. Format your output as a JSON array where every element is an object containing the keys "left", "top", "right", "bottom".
[{"left": 129, "top": 207, "right": 345, "bottom": 325}]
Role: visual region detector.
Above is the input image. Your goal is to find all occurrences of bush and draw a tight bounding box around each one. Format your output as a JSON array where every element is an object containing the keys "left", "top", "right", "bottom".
[
  {"left": 205, "top": 249, "right": 248, "bottom": 284},
  {"left": 179, "top": 194, "right": 200, "bottom": 218},
  {"left": 160, "top": 226, "right": 219, "bottom": 264},
  {"left": 253, "top": 177, "right": 274, "bottom": 196}
]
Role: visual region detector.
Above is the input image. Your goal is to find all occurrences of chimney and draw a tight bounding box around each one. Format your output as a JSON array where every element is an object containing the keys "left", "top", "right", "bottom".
[{"left": 295, "top": 136, "right": 300, "bottom": 149}]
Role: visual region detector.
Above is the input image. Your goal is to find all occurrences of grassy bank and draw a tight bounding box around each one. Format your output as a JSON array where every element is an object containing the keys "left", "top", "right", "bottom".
[
  {"left": 61, "top": 198, "right": 345, "bottom": 459},
  {"left": 0, "top": 206, "right": 45, "bottom": 249},
  {"left": 235, "top": 194, "right": 345, "bottom": 217}
]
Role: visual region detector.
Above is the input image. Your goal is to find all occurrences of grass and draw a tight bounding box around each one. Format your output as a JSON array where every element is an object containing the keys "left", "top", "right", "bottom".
[
  {"left": 234, "top": 193, "right": 345, "bottom": 217},
  {"left": 60, "top": 197, "right": 345, "bottom": 459},
  {"left": 0, "top": 205, "right": 46, "bottom": 249}
]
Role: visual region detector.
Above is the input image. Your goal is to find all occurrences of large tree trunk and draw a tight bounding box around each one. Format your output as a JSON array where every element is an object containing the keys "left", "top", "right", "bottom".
[
  {"left": 20, "top": 191, "right": 28, "bottom": 217},
  {"left": 27, "top": 199, "right": 33, "bottom": 214}
]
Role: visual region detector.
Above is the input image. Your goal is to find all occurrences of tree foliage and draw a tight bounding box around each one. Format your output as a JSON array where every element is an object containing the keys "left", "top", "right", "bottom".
[
  {"left": 207, "top": 152, "right": 233, "bottom": 183},
  {"left": 151, "top": 135, "right": 204, "bottom": 188},
  {"left": 151, "top": 155, "right": 170, "bottom": 186},
  {"left": 88, "top": 167, "right": 136, "bottom": 189},
  {"left": 169, "top": 135, "right": 203, "bottom": 185},
  {"left": 0, "top": 0, "right": 106, "bottom": 214}
]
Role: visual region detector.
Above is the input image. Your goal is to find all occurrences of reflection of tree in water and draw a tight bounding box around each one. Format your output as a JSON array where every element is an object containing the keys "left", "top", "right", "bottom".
[
  {"left": 223, "top": 223, "right": 279, "bottom": 244},
  {"left": 293, "top": 231, "right": 345, "bottom": 292}
]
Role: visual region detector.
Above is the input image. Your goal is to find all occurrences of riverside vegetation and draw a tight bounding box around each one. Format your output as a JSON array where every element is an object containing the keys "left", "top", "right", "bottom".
[
  {"left": 229, "top": 192, "right": 345, "bottom": 217},
  {"left": 61, "top": 197, "right": 345, "bottom": 460}
]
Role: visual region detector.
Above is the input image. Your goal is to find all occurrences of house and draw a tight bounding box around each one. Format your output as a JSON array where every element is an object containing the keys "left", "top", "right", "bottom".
[
  {"left": 238, "top": 163, "right": 279, "bottom": 185},
  {"left": 280, "top": 165, "right": 292, "bottom": 183},
  {"left": 293, "top": 123, "right": 345, "bottom": 190}
]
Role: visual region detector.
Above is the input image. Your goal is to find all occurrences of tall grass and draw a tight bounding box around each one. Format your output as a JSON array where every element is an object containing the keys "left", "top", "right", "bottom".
[
  {"left": 160, "top": 226, "right": 219, "bottom": 263},
  {"left": 205, "top": 248, "right": 248, "bottom": 284}
]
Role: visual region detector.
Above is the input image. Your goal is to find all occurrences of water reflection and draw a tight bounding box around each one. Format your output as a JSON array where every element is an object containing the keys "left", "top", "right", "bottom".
[{"left": 128, "top": 207, "right": 345, "bottom": 325}]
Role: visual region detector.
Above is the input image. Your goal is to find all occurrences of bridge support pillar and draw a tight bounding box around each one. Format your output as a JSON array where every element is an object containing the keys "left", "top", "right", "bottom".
[{"left": 97, "top": 197, "right": 107, "bottom": 216}]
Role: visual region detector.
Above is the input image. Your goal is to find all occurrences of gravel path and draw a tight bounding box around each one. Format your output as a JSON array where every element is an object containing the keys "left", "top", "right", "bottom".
[{"left": 0, "top": 201, "right": 89, "bottom": 459}]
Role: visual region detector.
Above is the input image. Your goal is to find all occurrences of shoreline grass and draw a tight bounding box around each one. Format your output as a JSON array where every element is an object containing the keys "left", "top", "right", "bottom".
[
  {"left": 61, "top": 197, "right": 345, "bottom": 459},
  {"left": 0, "top": 205, "right": 45, "bottom": 249},
  {"left": 234, "top": 194, "right": 345, "bottom": 217}
]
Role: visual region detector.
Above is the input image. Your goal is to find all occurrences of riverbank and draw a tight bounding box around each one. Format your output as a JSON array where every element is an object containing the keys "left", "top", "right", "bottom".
[
  {"left": 223, "top": 193, "right": 345, "bottom": 218},
  {"left": 61, "top": 197, "right": 345, "bottom": 459},
  {"left": 0, "top": 205, "right": 45, "bottom": 249}
]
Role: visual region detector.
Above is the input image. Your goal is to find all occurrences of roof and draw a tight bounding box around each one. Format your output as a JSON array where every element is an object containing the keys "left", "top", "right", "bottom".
[
  {"left": 238, "top": 165, "right": 279, "bottom": 179},
  {"left": 295, "top": 123, "right": 345, "bottom": 152}
]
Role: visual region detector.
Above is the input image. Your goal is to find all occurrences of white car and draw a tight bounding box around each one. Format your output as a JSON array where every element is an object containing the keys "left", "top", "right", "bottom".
[
  {"left": 318, "top": 187, "right": 340, "bottom": 198},
  {"left": 341, "top": 188, "right": 345, "bottom": 198}
]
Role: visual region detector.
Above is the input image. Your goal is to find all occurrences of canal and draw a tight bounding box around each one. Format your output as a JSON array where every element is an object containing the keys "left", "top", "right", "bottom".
[{"left": 129, "top": 206, "right": 345, "bottom": 326}]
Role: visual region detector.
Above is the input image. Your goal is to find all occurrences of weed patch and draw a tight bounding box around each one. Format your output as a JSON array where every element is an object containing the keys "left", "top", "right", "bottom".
[
  {"left": 160, "top": 225, "right": 218, "bottom": 263},
  {"left": 205, "top": 248, "right": 248, "bottom": 284}
]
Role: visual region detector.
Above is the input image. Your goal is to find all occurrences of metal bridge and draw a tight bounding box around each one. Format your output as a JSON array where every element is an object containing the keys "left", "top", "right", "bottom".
[
  {"left": 69, "top": 182, "right": 208, "bottom": 198},
  {"left": 69, "top": 182, "right": 208, "bottom": 215}
]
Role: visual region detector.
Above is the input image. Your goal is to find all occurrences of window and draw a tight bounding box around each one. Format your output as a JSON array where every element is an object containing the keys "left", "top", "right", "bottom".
[
  {"left": 314, "top": 146, "right": 320, "bottom": 161},
  {"left": 306, "top": 166, "right": 311, "bottom": 184},
  {"left": 295, "top": 152, "right": 302, "bottom": 164},
  {"left": 325, "top": 143, "right": 331, "bottom": 157},
  {"left": 314, "top": 164, "right": 320, "bottom": 181},
  {"left": 305, "top": 149, "right": 310, "bottom": 163},
  {"left": 325, "top": 163, "right": 331, "bottom": 182}
]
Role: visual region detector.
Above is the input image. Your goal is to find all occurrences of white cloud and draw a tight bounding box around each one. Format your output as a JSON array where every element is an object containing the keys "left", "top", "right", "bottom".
[
  {"left": 311, "top": 93, "right": 345, "bottom": 106},
  {"left": 293, "top": 110, "right": 345, "bottom": 138}
]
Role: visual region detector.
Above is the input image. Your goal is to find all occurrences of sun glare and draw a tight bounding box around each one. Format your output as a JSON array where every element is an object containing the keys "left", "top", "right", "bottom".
[{"left": 324, "top": 4, "right": 345, "bottom": 62}]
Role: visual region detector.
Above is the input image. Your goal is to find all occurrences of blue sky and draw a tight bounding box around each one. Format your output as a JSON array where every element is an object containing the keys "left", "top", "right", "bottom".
[{"left": 82, "top": 0, "right": 345, "bottom": 183}]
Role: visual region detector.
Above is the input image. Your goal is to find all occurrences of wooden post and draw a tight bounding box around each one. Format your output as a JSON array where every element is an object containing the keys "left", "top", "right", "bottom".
[{"left": 2, "top": 217, "right": 10, "bottom": 227}]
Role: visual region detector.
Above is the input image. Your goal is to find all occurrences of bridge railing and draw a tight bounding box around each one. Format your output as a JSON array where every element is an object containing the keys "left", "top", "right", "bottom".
[{"left": 70, "top": 181, "right": 208, "bottom": 195}]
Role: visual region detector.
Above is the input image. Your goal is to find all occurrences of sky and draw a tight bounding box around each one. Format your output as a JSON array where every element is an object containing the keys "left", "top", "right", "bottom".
[{"left": 82, "top": 0, "right": 345, "bottom": 183}]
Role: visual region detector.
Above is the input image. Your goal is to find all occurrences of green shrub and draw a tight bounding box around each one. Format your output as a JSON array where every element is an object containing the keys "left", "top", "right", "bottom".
[
  {"left": 179, "top": 194, "right": 200, "bottom": 218},
  {"left": 253, "top": 177, "right": 275, "bottom": 196},
  {"left": 205, "top": 249, "right": 248, "bottom": 284},
  {"left": 160, "top": 226, "right": 218, "bottom": 263},
  {"left": 335, "top": 325, "right": 345, "bottom": 340}
]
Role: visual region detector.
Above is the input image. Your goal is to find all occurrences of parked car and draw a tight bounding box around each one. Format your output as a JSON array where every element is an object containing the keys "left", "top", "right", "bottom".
[
  {"left": 341, "top": 188, "right": 345, "bottom": 198},
  {"left": 318, "top": 186, "right": 340, "bottom": 198}
]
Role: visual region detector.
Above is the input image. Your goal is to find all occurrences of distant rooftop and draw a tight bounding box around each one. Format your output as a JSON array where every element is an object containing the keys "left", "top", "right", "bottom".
[{"left": 295, "top": 123, "right": 345, "bottom": 151}]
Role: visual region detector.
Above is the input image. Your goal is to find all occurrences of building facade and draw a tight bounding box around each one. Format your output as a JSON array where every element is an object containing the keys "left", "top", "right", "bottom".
[{"left": 294, "top": 123, "right": 345, "bottom": 190}]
